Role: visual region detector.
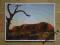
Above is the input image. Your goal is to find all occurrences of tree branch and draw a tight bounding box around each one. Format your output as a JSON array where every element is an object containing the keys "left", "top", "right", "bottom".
[
  {"left": 7, "top": 4, "right": 30, "bottom": 18},
  {"left": 14, "top": 5, "right": 18, "bottom": 14},
  {"left": 7, "top": 4, "right": 12, "bottom": 15},
  {"left": 14, "top": 10, "right": 30, "bottom": 16}
]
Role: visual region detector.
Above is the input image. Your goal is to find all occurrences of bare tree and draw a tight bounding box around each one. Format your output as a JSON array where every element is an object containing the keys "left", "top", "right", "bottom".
[{"left": 6, "top": 4, "right": 30, "bottom": 37}]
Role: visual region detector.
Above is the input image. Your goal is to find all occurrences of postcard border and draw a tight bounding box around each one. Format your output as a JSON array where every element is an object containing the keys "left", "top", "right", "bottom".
[{"left": 5, "top": 3, "right": 56, "bottom": 41}]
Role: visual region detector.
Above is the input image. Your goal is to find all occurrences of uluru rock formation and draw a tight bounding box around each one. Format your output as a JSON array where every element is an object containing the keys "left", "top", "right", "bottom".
[{"left": 7, "top": 22, "right": 54, "bottom": 40}]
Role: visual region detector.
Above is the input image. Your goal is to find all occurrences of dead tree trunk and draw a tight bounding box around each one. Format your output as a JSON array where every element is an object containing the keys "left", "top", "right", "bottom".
[{"left": 6, "top": 4, "right": 30, "bottom": 39}]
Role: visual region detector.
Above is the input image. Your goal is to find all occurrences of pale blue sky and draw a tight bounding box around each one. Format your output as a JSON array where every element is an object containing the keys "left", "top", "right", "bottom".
[{"left": 6, "top": 4, "right": 55, "bottom": 29}]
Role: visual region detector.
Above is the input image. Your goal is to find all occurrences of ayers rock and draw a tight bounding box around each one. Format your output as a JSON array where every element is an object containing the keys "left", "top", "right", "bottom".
[
  {"left": 8, "top": 22, "right": 54, "bottom": 40},
  {"left": 10, "top": 22, "right": 54, "bottom": 32}
]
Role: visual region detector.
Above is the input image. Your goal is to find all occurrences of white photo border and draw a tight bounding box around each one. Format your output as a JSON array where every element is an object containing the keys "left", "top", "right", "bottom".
[{"left": 5, "top": 3, "right": 56, "bottom": 41}]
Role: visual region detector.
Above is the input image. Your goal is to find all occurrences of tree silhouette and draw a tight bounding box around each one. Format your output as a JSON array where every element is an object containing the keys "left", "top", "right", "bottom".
[{"left": 6, "top": 4, "right": 30, "bottom": 39}]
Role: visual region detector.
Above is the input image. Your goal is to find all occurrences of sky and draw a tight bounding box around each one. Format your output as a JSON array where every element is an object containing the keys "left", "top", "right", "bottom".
[{"left": 5, "top": 3, "right": 55, "bottom": 29}]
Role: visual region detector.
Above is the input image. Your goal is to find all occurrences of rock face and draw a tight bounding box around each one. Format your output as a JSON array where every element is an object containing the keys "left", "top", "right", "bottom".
[
  {"left": 7, "top": 22, "right": 54, "bottom": 40},
  {"left": 11, "top": 22, "right": 54, "bottom": 32}
]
